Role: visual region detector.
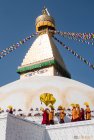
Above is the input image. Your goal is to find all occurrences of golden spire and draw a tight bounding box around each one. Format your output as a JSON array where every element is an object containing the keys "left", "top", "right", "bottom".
[
  {"left": 42, "top": 6, "right": 50, "bottom": 15},
  {"left": 35, "top": 7, "right": 55, "bottom": 33}
]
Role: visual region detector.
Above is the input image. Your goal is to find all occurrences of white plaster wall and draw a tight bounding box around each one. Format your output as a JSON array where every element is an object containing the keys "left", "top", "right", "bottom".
[
  {"left": 1, "top": 114, "right": 94, "bottom": 140},
  {"left": 46, "top": 120, "right": 94, "bottom": 140},
  {"left": 0, "top": 76, "right": 94, "bottom": 111},
  {"left": 6, "top": 114, "right": 46, "bottom": 140},
  {"left": 0, "top": 115, "right": 7, "bottom": 140},
  {"left": 21, "top": 34, "right": 54, "bottom": 66}
]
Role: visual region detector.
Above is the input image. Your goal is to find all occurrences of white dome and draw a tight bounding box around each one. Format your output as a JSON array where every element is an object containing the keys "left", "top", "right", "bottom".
[{"left": 0, "top": 76, "right": 94, "bottom": 111}]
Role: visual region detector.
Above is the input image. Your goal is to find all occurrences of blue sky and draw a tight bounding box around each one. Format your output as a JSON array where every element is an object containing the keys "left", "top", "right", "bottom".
[{"left": 0, "top": 0, "right": 94, "bottom": 87}]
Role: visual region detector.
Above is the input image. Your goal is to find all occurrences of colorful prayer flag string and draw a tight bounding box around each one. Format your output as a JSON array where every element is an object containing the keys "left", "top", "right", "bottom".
[
  {"left": 56, "top": 31, "right": 94, "bottom": 40},
  {"left": 49, "top": 30, "right": 94, "bottom": 40},
  {"left": 53, "top": 36, "right": 94, "bottom": 70},
  {"left": 63, "top": 35, "right": 94, "bottom": 46},
  {"left": 54, "top": 31, "right": 94, "bottom": 46},
  {"left": 0, "top": 33, "right": 37, "bottom": 59}
]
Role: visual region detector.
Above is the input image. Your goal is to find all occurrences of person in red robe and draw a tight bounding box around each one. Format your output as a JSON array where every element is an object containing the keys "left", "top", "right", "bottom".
[
  {"left": 80, "top": 108, "right": 85, "bottom": 121},
  {"left": 41, "top": 108, "right": 49, "bottom": 125},
  {"left": 8, "top": 106, "right": 13, "bottom": 114}
]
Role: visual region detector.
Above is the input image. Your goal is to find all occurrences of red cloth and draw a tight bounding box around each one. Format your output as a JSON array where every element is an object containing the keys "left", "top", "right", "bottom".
[
  {"left": 42, "top": 110, "right": 49, "bottom": 125},
  {"left": 9, "top": 109, "right": 13, "bottom": 114},
  {"left": 80, "top": 108, "right": 85, "bottom": 121}
]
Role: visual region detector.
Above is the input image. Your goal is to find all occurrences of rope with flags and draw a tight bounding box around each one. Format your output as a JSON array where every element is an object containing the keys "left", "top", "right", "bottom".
[
  {"left": 49, "top": 30, "right": 94, "bottom": 46},
  {"left": 55, "top": 31, "right": 94, "bottom": 46},
  {"left": 0, "top": 33, "right": 37, "bottom": 59},
  {"left": 0, "top": 29, "right": 94, "bottom": 70},
  {"left": 53, "top": 36, "right": 94, "bottom": 70},
  {"left": 56, "top": 31, "right": 94, "bottom": 40}
]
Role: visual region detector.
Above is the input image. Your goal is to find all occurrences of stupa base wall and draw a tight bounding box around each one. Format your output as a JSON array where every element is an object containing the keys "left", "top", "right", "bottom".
[
  {"left": 0, "top": 114, "right": 94, "bottom": 140},
  {"left": 6, "top": 114, "right": 45, "bottom": 140},
  {"left": 46, "top": 120, "right": 94, "bottom": 140},
  {"left": 0, "top": 115, "right": 7, "bottom": 140}
]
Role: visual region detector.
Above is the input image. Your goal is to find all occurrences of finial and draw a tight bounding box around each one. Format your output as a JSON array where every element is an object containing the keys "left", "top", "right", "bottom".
[
  {"left": 42, "top": 6, "right": 50, "bottom": 16},
  {"left": 44, "top": 5, "right": 46, "bottom": 9}
]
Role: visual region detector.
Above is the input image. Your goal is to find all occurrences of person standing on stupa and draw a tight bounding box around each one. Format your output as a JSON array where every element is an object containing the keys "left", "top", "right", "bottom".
[
  {"left": 84, "top": 102, "right": 91, "bottom": 120},
  {"left": 59, "top": 106, "right": 66, "bottom": 124},
  {"left": 41, "top": 107, "right": 49, "bottom": 125},
  {"left": 71, "top": 104, "right": 78, "bottom": 122},
  {"left": 80, "top": 108, "right": 85, "bottom": 121},
  {"left": 76, "top": 104, "right": 81, "bottom": 121},
  {"left": 49, "top": 105, "right": 54, "bottom": 125},
  {"left": 7, "top": 106, "right": 13, "bottom": 114}
]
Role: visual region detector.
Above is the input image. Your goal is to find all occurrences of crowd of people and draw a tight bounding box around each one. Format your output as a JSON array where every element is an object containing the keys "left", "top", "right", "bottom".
[
  {"left": 0, "top": 102, "right": 91, "bottom": 125},
  {"left": 0, "top": 106, "right": 25, "bottom": 117},
  {"left": 41, "top": 102, "right": 91, "bottom": 125}
]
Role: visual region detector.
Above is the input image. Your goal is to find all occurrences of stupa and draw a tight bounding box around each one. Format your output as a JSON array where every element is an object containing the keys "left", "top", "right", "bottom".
[
  {"left": 0, "top": 7, "right": 94, "bottom": 110},
  {"left": 0, "top": 7, "right": 94, "bottom": 140}
]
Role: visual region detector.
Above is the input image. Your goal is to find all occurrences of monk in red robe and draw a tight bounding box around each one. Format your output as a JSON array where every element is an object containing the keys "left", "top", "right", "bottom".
[
  {"left": 41, "top": 108, "right": 49, "bottom": 125},
  {"left": 80, "top": 108, "right": 85, "bottom": 121}
]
